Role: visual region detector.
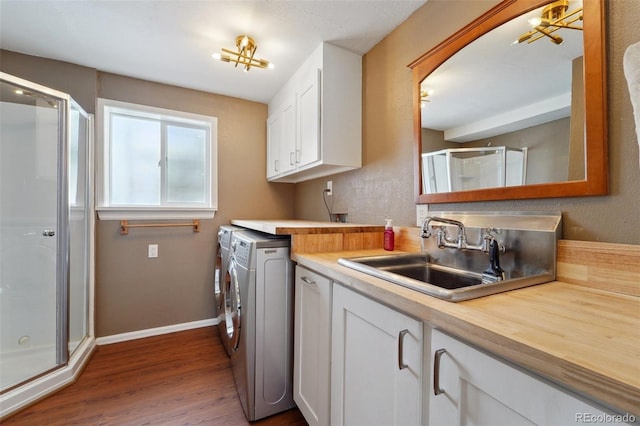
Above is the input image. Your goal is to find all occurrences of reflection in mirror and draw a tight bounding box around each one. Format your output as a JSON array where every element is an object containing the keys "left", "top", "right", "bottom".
[
  {"left": 410, "top": 0, "right": 607, "bottom": 204},
  {"left": 420, "top": 0, "right": 584, "bottom": 194}
]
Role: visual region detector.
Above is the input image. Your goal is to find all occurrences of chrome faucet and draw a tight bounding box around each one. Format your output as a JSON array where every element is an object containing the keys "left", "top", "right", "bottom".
[
  {"left": 421, "top": 216, "right": 507, "bottom": 283},
  {"left": 420, "top": 216, "right": 502, "bottom": 253},
  {"left": 421, "top": 216, "right": 466, "bottom": 249}
]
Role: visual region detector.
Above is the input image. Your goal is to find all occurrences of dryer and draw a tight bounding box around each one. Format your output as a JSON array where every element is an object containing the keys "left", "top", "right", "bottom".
[
  {"left": 225, "top": 230, "right": 295, "bottom": 421},
  {"left": 215, "top": 224, "right": 244, "bottom": 356}
]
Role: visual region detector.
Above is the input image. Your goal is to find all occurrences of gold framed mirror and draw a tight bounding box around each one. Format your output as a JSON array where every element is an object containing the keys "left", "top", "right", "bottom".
[{"left": 409, "top": 0, "right": 607, "bottom": 203}]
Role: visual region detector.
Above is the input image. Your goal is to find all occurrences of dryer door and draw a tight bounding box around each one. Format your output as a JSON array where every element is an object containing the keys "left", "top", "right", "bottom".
[
  {"left": 225, "top": 255, "right": 242, "bottom": 351},
  {"left": 214, "top": 241, "right": 224, "bottom": 315}
]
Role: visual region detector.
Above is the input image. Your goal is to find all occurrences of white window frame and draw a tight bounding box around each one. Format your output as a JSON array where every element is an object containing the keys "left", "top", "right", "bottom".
[{"left": 96, "top": 98, "right": 218, "bottom": 220}]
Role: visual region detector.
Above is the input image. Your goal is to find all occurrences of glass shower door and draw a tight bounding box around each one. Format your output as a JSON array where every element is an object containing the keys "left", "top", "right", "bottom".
[{"left": 0, "top": 78, "right": 67, "bottom": 391}]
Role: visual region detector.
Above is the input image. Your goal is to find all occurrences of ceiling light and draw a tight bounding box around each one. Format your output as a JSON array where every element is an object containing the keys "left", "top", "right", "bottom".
[
  {"left": 514, "top": 0, "right": 583, "bottom": 45},
  {"left": 213, "top": 35, "right": 274, "bottom": 72},
  {"left": 420, "top": 89, "right": 433, "bottom": 107}
]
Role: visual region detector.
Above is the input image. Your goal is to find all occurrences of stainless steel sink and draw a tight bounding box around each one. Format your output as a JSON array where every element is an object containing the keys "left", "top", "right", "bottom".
[{"left": 338, "top": 253, "right": 553, "bottom": 302}]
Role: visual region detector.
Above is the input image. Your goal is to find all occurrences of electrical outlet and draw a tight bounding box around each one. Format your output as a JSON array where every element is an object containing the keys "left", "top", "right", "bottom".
[
  {"left": 326, "top": 180, "right": 333, "bottom": 196},
  {"left": 148, "top": 244, "right": 158, "bottom": 258},
  {"left": 416, "top": 204, "right": 429, "bottom": 226}
]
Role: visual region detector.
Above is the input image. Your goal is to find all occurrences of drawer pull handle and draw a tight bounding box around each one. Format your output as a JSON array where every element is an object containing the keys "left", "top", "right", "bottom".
[
  {"left": 300, "top": 276, "right": 316, "bottom": 286},
  {"left": 398, "top": 329, "right": 409, "bottom": 370},
  {"left": 433, "top": 348, "right": 447, "bottom": 395}
]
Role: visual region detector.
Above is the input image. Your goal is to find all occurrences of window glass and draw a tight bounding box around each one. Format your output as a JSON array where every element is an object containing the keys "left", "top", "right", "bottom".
[
  {"left": 110, "top": 114, "right": 161, "bottom": 205},
  {"left": 97, "top": 98, "right": 217, "bottom": 219},
  {"left": 166, "top": 124, "right": 207, "bottom": 204}
]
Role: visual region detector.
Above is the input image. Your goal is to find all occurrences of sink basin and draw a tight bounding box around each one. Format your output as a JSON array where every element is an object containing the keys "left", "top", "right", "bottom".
[{"left": 338, "top": 253, "right": 553, "bottom": 302}]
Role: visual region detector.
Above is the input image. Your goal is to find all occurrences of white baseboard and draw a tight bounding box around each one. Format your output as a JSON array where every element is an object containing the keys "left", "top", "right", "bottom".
[{"left": 96, "top": 317, "right": 220, "bottom": 346}]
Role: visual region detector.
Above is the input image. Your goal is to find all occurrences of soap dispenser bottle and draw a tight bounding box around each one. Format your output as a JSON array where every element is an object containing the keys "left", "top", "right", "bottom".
[{"left": 384, "top": 219, "right": 395, "bottom": 251}]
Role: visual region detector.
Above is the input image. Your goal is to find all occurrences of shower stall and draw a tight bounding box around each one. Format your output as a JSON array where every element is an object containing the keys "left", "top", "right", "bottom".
[
  {"left": 0, "top": 72, "right": 94, "bottom": 419},
  {"left": 421, "top": 146, "right": 528, "bottom": 194}
]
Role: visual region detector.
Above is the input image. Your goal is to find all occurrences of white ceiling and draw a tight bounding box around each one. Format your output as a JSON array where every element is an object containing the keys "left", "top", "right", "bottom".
[{"left": 0, "top": 0, "right": 426, "bottom": 104}]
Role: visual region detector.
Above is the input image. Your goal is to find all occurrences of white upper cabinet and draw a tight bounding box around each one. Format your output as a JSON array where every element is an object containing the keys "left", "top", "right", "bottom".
[{"left": 267, "top": 42, "right": 362, "bottom": 182}]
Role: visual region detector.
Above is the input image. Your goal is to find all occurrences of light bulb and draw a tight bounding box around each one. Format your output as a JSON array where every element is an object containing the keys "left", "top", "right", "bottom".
[{"left": 528, "top": 17, "right": 542, "bottom": 27}]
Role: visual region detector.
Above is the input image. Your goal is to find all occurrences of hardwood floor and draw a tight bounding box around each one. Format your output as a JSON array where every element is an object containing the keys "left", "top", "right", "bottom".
[{"left": 4, "top": 326, "right": 308, "bottom": 425}]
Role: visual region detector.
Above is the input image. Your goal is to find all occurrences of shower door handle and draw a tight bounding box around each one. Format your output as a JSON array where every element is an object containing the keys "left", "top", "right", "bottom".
[{"left": 42, "top": 230, "right": 55, "bottom": 237}]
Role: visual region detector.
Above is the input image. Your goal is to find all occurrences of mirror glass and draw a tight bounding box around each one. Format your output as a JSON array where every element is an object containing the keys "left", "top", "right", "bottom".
[{"left": 410, "top": 0, "right": 607, "bottom": 203}]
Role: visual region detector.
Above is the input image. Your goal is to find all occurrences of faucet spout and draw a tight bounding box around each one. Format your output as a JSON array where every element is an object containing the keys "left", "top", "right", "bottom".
[
  {"left": 421, "top": 216, "right": 465, "bottom": 238},
  {"left": 421, "top": 216, "right": 467, "bottom": 249}
]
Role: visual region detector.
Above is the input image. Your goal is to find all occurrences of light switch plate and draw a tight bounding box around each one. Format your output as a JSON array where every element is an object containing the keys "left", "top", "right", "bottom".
[{"left": 148, "top": 244, "right": 158, "bottom": 258}]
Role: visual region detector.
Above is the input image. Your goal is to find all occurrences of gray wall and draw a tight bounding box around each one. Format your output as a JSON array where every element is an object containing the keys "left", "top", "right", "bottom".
[{"left": 294, "top": 0, "right": 640, "bottom": 245}]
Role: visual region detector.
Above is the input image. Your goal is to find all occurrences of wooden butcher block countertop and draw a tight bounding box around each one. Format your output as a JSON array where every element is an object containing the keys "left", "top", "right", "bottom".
[
  {"left": 230, "top": 219, "right": 384, "bottom": 235},
  {"left": 292, "top": 248, "right": 640, "bottom": 417}
]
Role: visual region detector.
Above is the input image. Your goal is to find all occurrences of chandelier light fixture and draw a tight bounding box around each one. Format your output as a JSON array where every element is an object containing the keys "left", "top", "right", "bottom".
[
  {"left": 513, "top": 0, "right": 583, "bottom": 45},
  {"left": 420, "top": 89, "right": 433, "bottom": 108},
  {"left": 213, "top": 35, "right": 274, "bottom": 72}
]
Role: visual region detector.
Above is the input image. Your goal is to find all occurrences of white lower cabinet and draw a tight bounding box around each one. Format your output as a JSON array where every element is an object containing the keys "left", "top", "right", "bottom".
[
  {"left": 293, "top": 266, "right": 332, "bottom": 426},
  {"left": 331, "top": 284, "right": 423, "bottom": 426},
  {"left": 294, "top": 266, "right": 628, "bottom": 426},
  {"left": 429, "top": 329, "right": 628, "bottom": 426}
]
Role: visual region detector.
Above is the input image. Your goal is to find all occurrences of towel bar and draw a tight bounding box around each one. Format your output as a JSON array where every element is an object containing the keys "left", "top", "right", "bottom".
[{"left": 120, "top": 219, "right": 200, "bottom": 235}]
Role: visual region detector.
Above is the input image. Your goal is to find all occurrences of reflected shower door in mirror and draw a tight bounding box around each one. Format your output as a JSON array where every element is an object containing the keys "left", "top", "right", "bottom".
[{"left": 409, "top": 0, "right": 607, "bottom": 203}]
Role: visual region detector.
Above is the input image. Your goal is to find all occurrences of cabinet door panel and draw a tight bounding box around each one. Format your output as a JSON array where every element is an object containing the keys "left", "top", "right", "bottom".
[
  {"left": 331, "top": 284, "right": 422, "bottom": 426},
  {"left": 266, "top": 113, "right": 281, "bottom": 178},
  {"left": 430, "top": 329, "right": 622, "bottom": 426},
  {"left": 297, "top": 68, "right": 321, "bottom": 167},
  {"left": 294, "top": 266, "right": 332, "bottom": 426},
  {"left": 280, "top": 97, "right": 297, "bottom": 175}
]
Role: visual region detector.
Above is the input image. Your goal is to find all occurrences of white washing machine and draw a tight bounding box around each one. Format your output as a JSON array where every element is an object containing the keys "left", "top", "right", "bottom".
[
  {"left": 225, "top": 230, "right": 295, "bottom": 421},
  {"left": 215, "top": 224, "right": 244, "bottom": 356}
]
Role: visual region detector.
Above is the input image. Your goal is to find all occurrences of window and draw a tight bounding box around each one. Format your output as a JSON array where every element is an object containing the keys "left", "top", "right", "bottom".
[{"left": 96, "top": 99, "right": 217, "bottom": 219}]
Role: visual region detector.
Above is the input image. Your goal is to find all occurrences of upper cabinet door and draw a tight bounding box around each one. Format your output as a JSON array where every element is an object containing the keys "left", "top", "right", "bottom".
[
  {"left": 280, "top": 97, "right": 297, "bottom": 175},
  {"left": 267, "top": 94, "right": 297, "bottom": 179},
  {"left": 266, "top": 111, "right": 281, "bottom": 178},
  {"left": 297, "top": 68, "right": 321, "bottom": 169}
]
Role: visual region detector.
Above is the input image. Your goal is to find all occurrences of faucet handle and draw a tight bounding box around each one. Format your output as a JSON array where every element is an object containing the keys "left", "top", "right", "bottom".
[{"left": 482, "top": 228, "right": 506, "bottom": 253}]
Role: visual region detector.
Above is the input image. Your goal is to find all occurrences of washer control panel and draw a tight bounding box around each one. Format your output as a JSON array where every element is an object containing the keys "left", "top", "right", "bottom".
[{"left": 233, "top": 238, "right": 252, "bottom": 267}]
